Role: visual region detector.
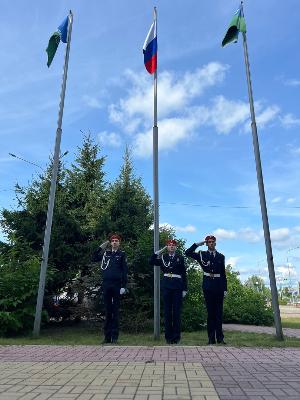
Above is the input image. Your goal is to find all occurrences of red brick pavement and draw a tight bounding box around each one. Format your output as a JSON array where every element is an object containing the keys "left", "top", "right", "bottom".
[
  {"left": 1, "top": 345, "right": 300, "bottom": 399},
  {"left": 0, "top": 345, "right": 300, "bottom": 363}
]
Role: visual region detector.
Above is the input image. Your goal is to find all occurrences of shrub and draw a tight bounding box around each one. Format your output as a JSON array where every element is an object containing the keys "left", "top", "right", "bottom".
[
  {"left": 223, "top": 266, "right": 273, "bottom": 326},
  {"left": 0, "top": 256, "right": 51, "bottom": 335},
  {"left": 181, "top": 267, "right": 206, "bottom": 331}
]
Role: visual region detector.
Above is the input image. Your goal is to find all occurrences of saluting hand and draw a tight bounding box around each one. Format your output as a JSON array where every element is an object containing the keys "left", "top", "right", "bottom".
[
  {"left": 195, "top": 241, "right": 206, "bottom": 247},
  {"left": 100, "top": 240, "right": 110, "bottom": 249},
  {"left": 120, "top": 288, "right": 126, "bottom": 295},
  {"left": 155, "top": 246, "right": 167, "bottom": 256}
]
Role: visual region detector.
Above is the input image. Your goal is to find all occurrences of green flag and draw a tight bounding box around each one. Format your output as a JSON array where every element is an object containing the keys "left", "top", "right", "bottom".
[
  {"left": 46, "top": 32, "right": 61, "bottom": 67},
  {"left": 222, "top": 7, "right": 246, "bottom": 47},
  {"left": 46, "top": 16, "right": 69, "bottom": 67}
]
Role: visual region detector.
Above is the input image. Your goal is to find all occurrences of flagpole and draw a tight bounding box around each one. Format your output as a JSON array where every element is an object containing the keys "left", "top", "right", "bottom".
[
  {"left": 152, "top": 6, "right": 160, "bottom": 340},
  {"left": 240, "top": 2, "right": 283, "bottom": 340},
  {"left": 33, "top": 10, "right": 73, "bottom": 337}
]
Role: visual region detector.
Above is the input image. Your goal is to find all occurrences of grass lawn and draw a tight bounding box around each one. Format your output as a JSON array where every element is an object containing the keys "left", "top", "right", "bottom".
[
  {"left": 0, "top": 323, "right": 299, "bottom": 347},
  {"left": 282, "top": 317, "right": 300, "bottom": 329}
]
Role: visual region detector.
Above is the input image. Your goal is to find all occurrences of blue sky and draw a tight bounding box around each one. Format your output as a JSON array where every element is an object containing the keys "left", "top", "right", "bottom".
[{"left": 1, "top": 0, "right": 300, "bottom": 288}]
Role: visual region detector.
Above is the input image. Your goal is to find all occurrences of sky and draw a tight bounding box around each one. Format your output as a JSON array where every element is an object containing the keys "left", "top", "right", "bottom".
[{"left": 0, "top": 0, "right": 300, "bottom": 288}]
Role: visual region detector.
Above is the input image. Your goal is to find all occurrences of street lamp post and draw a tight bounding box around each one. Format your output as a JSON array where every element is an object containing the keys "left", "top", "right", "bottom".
[
  {"left": 9, "top": 153, "right": 43, "bottom": 170},
  {"left": 9, "top": 152, "right": 68, "bottom": 171}
]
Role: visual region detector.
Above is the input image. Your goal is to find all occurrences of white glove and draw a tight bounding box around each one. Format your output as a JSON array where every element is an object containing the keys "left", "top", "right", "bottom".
[
  {"left": 195, "top": 241, "right": 206, "bottom": 247},
  {"left": 224, "top": 291, "right": 227, "bottom": 297},
  {"left": 155, "top": 246, "right": 167, "bottom": 256},
  {"left": 120, "top": 288, "right": 126, "bottom": 295},
  {"left": 100, "top": 240, "right": 110, "bottom": 249},
  {"left": 182, "top": 291, "right": 187, "bottom": 298}
]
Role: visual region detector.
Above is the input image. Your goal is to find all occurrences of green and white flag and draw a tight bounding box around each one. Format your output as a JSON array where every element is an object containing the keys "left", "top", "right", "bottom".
[
  {"left": 46, "top": 16, "right": 69, "bottom": 67},
  {"left": 222, "top": 5, "right": 246, "bottom": 47}
]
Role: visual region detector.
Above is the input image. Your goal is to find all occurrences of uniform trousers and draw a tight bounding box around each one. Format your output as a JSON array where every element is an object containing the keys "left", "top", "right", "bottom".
[
  {"left": 163, "top": 287, "right": 182, "bottom": 343},
  {"left": 103, "top": 283, "right": 120, "bottom": 341},
  {"left": 203, "top": 289, "right": 224, "bottom": 342}
]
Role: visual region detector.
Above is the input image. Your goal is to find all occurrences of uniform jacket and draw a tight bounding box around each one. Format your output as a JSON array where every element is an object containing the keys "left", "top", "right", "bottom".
[
  {"left": 93, "top": 248, "right": 128, "bottom": 287},
  {"left": 185, "top": 244, "right": 227, "bottom": 292},
  {"left": 149, "top": 252, "right": 187, "bottom": 291}
]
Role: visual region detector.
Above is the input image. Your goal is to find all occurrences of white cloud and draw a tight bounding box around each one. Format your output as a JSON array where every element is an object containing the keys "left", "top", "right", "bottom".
[
  {"left": 82, "top": 95, "right": 102, "bottom": 109},
  {"left": 271, "top": 197, "right": 282, "bottom": 203},
  {"left": 107, "top": 64, "right": 294, "bottom": 158},
  {"left": 270, "top": 228, "right": 290, "bottom": 242},
  {"left": 217, "top": 226, "right": 300, "bottom": 248},
  {"left": 284, "top": 79, "right": 300, "bottom": 87},
  {"left": 244, "top": 104, "right": 280, "bottom": 133},
  {"left": 157, "top": 222, "right": 196, "bottom": 234},
  {"left": 239, "top": 228, "right": 262, "bottom": 243},
  {"left": 281, "top": 113, "right": 300, "bottom": 128},
  {"left": 204, "top": 96, "right": 249, "bottom": 134},
  {"left": 291, "top": 147, "right": 300, "bottom": 155},
  {"left": 213, "top": 226, "right": 297, "bottom": 244},
  {"left": 157, "top": 223, "right": 173, "bottom": 231},
  {"left": 276, "top": 265, "right": 298, "bottom": 277},
  {"left": 109, "top": 63, "right": 229, "bottom": 150},
  {"left": 287, "top": 198, "right": 296, "bottom": 204},
  {"left": 109, "top": 63, "right": 229, "bottom": 126},
  {"left": 256, "top": 105, "right": 280, "bottom": 128},
  {"left": 213, "top": 228, "right": 237, "bottom": 240},
  {"left": 214, "top": 227, "right": 262, "bottom": 243},
  {"left": 174, "top": 224, "right": 197, "bottom": 233},
  {"left": 133, "top": 114, "right": 199, "bottom": 157},
  {"left": 97, "top": 131, "right": 122, "bottom": 148},
  {"left": 227, "top": 256, "right": 240, "bottom": 267}
]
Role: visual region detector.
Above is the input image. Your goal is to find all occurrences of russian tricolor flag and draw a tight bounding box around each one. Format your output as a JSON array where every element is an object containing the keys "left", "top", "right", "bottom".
[{"left": 143, "top": 20, "right": 157, "bottom": 74}]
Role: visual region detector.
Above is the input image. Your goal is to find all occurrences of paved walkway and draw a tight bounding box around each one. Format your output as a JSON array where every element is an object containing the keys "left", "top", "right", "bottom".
[
  {"left": 223, "top": 324, "right": 300, "bottom": 338},
  {"left": 1, "top": 345, "right": 300, "bottom": 400}
]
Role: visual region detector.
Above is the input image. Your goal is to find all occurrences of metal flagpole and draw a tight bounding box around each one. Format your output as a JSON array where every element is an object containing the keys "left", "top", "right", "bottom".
[
  {"left": 241, "top": 2, "right": 283, "bottom": 340},
  {"left": 33, "top": 10, "right": 74, "bottom": 337},
  {"left": 153, "top": 6, "right": 160, "bottom": 340}
]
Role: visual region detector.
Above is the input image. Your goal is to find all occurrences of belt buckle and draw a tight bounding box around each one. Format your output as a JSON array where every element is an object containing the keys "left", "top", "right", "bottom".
[
  {"left": 209, "top": 273, "right": 214, "bottom": 278},
  {"left": 171, "top": 272, "right": 173, "bottom": 278}
]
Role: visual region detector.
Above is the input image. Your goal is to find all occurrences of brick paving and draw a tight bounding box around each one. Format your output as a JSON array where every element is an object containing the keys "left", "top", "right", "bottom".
[{"left": 0, "top": 345, "right": 300, "bottom": 399}]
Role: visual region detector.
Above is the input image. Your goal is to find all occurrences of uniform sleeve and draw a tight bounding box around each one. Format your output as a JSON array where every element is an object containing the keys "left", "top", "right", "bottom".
[
  {"left": 221, "top": 254, "right": 227, "bottom": 291},
  {"left": 92, "top": 247, "right": 104, "bottom": 262},
  {"left": 149, "top": 253, "right": 163, "bottom": 267},
  {"left": 185, "top": 243, "right": 200, "bottom": 262},
  {"left": 121, "top": 252, "right": 128, "bottom": 288},
  {"left": 181, "top": 256, "right": 188, "bottom": 291}
]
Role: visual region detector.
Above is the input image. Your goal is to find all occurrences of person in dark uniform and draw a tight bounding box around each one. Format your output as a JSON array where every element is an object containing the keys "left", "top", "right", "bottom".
[
  {"left": 150, "top": 239, "right": 187, "bottom": 344},
  {"left": 185, "top": 235, "right": 227, "bottom": 345},
  {"left": 93, "top": 234, "right": 128, "bottom": 344}
]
